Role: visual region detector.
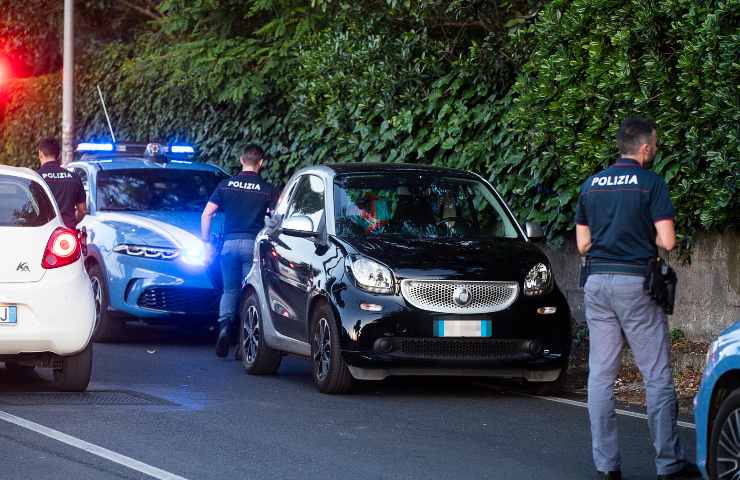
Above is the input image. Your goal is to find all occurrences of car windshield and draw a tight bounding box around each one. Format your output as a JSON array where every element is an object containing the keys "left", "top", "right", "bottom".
[
  {"left": 334, "top": 173, "right": 521, "bottom": 240},
  {"left": 97, "top": 169, "right": 226, "bottom": 212}
]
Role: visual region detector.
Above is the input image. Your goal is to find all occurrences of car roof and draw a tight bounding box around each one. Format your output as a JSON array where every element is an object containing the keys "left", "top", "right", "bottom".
[
  {"left": 68, "top": 156, "right": 225, "bottom": 173},
  {"left": 321, "top": 162, "right": 478, "bottom": 177},
  {"left": 0, "top": 164, "right": 43, "bottom": 181}
]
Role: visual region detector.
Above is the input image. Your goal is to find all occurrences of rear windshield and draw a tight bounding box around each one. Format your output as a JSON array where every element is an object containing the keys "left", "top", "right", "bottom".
[
  {"left": 96, "top": 169, "right": 227, "bottom": 212},
  {"left": 0, "top": 174, "right": 56, "bottom": 227}
]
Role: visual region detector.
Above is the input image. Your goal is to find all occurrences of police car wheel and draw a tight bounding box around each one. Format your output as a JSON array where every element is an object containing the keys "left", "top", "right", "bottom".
[
  {"left": 88, "top": 264, "right": 124, "bottom": 342},
  {"left": 239, "top": 293, "right": 281, "bottom": 375},
  {"left": 52, "top": 343, "right": 93, "bottom": 392},
  {"left": 709, "top": 388, "right": 740, "bottom": 480},
  {"left": 310, "top": 304, "right": 353, "bottom": 395}
]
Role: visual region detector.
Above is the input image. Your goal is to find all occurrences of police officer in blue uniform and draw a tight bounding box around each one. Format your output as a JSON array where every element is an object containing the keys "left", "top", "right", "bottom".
[
  {"left": 576, "top": 117, "right": 699, "bottom": 480},
  {"left": 201, "top": 145, "right": 277, "bottom": 358},
  {"left": 36, "top": 138, "right": 86, "bottom": 228}
]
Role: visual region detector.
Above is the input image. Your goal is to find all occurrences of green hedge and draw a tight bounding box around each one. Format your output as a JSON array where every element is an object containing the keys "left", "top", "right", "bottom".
[{"left": 0, "top": 0, "right": 736, "bottom": 248}]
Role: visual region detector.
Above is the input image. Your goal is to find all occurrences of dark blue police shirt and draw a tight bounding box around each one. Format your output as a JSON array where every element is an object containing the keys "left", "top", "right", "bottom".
[
  {"left": 37, "top": 161, "right": 85, "bottom": 229},
  {"left": 575, "top": 158, "right": 674, "bottom": 274},
  {"left": 209, "top": 171, "right": 277, "bottom": 239}
]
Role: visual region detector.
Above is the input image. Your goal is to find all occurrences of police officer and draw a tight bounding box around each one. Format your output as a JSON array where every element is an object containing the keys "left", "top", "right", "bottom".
[
  {"left": 201, "top": 145, "right": 277, "bottom": 358},
  {"left": 575, "top": 117, "right": 699, "bottom": 480},
  {"left": 37, "top": 138, "right": 86, "bottom": 228}
]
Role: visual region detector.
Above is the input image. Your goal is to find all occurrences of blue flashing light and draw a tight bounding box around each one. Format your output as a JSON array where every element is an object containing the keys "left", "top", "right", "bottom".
[
  {"left": 77, "top": 142, "right": 114, "bottom": 152},
  {"left": 170, "top": 145, "right": 195, "bottom": 154}
]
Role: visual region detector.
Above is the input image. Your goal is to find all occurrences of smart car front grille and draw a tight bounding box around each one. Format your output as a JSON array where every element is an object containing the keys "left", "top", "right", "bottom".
[
  {"left": 396, "top": 338, "right": 538, "bottom": 361},
  {"left": 137, "top": 287, "right": 219, "bottom": 314},
  {"left": 400, "top": 279, "right": 519, "bottom": 314}
]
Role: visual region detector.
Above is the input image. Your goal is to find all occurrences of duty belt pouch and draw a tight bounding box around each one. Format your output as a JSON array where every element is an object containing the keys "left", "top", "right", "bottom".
[{"left": 644, "top": 257, "right": 677, "bottom": 314}]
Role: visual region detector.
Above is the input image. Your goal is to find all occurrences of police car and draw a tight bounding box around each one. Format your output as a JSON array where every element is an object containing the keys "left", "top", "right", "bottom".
[{"left": 68, "top": 142, "right": 227, "bottom": 340}]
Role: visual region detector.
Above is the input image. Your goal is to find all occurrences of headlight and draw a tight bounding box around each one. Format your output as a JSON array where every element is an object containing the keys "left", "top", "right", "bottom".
[
  {"left": 705, "top": 340, "right": 719, "bottom": 371},
  {"left": 524, "top": 263, "right": 552, "bottom": 296},
  {"left": 180, "top": 243, "right": 209, "bottom": 267},
  {"left": 113, "top": 244, "right": 179, "bottom": 260},
  {"left": 349, "top": 256, "right": 395, "bottom": 294}
]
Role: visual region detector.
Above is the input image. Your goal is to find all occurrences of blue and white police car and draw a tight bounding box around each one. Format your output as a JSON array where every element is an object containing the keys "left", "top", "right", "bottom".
[{"left": 68, "top": 142, "right": 227, "bottom": 340}]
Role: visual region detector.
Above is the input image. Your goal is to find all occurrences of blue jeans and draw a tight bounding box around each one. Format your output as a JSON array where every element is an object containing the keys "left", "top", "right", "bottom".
[
  {"left": 218, "top": 238, "right": 254, "bottom": 331},
  {"left": 585, "top": 274, "right": 686, "bottom": 475}
]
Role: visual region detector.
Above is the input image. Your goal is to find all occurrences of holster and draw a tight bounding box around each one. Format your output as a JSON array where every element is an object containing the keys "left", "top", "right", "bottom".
[
  {"left": 579, "top": 257, "right": 591, "bottom": 288},
  {"left": 644, "top": 257, "right": 677, "bottom": 315}
]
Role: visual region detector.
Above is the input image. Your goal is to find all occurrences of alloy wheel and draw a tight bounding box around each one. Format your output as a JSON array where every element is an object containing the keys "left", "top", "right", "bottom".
[
  {"left": 717, "top": 408, "right": 740, "bottom": 479},
  {"left": 90, "top": 276, "right": 102, "bottom": 330},
  {"left": 242, "top": 305, "right": 260, "bottom": 365},
  {"left": 313, "top": 317, "right": 331, "bottom": 382}
]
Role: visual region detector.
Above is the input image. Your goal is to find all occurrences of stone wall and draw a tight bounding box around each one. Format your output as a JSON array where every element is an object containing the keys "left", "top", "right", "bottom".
[{"left": 542, "top": 230, "right": 740, "bottom": 340}]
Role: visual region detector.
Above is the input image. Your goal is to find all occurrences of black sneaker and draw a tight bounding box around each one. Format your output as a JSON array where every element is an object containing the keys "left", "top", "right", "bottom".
[
  {"left": 596, "top": 471, "right": 622, "bottom": 480},
  {"left": 215, "top": 325, "right": 230, "bottom": 358},
  {"left": 657, "top": 462, "right": 701, "bottom": 479}
]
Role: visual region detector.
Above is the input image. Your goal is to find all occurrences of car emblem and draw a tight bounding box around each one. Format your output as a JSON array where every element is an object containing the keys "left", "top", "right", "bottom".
[
  {"left": 16, "top": 262, "right": 29, "bottom": 272},
  {"left": 453, "top": 286, "right": 472, "bottom": 307}
]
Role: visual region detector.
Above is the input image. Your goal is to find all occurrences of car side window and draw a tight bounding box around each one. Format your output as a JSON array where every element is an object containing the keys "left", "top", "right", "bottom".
[
  {"left": 274, "top": 178, "right": 300, "bottom": 217},
  {"left": 285, "top": 175, "right": 325, "bottom": 233}
]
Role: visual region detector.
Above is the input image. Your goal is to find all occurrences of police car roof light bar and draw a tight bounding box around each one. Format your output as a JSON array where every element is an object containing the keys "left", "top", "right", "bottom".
[
  {"left": 76, "top": 142, "right": 115, "bottom": 152},
  {"left": 170, "top": 145, "right": 195, "bottom": 154}
]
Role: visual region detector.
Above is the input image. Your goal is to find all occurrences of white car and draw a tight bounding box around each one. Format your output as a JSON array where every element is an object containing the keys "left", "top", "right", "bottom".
[{"left": 0, "top": 165, "right": 95, "bottom": 391}]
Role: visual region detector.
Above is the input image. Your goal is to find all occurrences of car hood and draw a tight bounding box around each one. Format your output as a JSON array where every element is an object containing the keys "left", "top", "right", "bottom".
[
  {"left": 94, "top": 211, "right": 222, "bottom": 250},
  {"left": 334, "top": 236, "right": 549, "bottom": 281}
]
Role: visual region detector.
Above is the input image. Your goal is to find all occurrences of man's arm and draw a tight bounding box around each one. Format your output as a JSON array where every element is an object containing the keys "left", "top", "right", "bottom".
[
  {"left": 654, "top": 219, "right": 676, "bottom": 252},
  {"left": 75, "top": 202, "right": 87, "bottom": 225},
  {"left": 576, "top": 224, "right": 592, "bottom": 256},
  {"left": 201, "top": 202, "right": 219, "bottom": 241}
]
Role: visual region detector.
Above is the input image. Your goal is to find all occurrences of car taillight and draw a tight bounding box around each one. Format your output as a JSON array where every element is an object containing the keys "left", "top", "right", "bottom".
[{"left": 42, "top": 227, "right": 81, "bottom": 269}]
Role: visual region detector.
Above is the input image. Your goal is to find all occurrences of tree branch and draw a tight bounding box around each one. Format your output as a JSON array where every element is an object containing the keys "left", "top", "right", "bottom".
[{"left": 118, "top": 0, "right": 162, "bottom": 20}]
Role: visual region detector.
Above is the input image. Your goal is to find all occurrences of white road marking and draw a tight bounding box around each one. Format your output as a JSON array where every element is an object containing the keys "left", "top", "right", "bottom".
[
  {"left": 0, "top": 410, "right": 190, "bottom": 480},
  {"left": 525, "top": 395, "right": 696, "bottom": 430}
]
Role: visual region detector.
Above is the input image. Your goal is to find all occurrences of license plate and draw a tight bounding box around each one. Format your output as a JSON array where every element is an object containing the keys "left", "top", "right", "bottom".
[
  {"left": 434, "top": 320, "right": 491, "bottom": 337},
  {"left": 0, "top": 305, "right": 17, "bottom": 325}
]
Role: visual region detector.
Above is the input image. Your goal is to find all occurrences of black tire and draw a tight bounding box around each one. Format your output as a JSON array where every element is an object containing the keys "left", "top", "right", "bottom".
[
  {"left": 88, "top": 263, "right": 124, "bottom": 342},
  {"left": 239, "top": 292, "right": 282, "bottom": 375},
  {"left": 52, "top": 343, "right": 93, "bottom": 392},
  {"left": 310, "top": 303, "right": 353, "bottom": 394},
  {"left": 708, "top": 388, "right": 740, "bottom": 480},
  {"left": 525, "top": 367, "right": 568, "bottom": 396}
]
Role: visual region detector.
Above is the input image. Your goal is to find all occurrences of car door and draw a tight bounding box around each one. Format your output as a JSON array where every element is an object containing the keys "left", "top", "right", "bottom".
[{"left": 264, "top": 174, "right": 326, "bottom": 342}]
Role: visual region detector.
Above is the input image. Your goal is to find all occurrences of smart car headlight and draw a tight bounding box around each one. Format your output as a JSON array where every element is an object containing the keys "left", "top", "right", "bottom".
[
  {"left": 524, "top": 263, "right": 552, "bottom": 296},
  {"left": 349, "top": 256, "right": 395, "bottom": 294},
  {"left": 113, "top": 244, "right": 179, "bottom": 260}
]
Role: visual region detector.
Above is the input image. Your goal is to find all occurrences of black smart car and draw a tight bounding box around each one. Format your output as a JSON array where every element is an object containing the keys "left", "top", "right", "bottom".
[{"left": 238, "top": 164, "right": 571, "bottom": 394}]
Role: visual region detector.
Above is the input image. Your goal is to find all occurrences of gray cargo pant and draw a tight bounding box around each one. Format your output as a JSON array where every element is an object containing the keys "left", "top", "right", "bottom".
[{"left": 584, "top": 274, "right": 686, "bottom": 475}]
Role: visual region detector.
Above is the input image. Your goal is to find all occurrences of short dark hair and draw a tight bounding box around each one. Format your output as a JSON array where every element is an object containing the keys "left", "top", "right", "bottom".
[
  {"left": 240, "top": 144, "right": 264, "bottom": 166},
  {"left": 617, "top": 117, "right": 656, "bottom": 155},
  {"left": 38, "top": 138, "right": 60, "bottom": 159}
]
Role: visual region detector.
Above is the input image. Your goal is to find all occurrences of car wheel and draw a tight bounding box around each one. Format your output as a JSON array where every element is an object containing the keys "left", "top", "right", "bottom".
[
  {"left": 310, "top": 304, "right": 353, "bottom": 394},
  {"left": 239, "top": 292, "right": 282, "bottom": 375},
  {"left": 88, "top": 263, "right": 124, "bottom": 342},
  {"left": 709, "top": 388, "right": 740, "bottom": 479},
  {"left": 525, "top": 366, "right": 568, "bottom": 396},
  {"left": 52, "top": 343, "right": 93, "bottom": 392}
]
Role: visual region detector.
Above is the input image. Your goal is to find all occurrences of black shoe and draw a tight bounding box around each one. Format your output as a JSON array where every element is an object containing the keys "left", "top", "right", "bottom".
[
  {"left": 657, "top": 462, "right": 701, "bottom": 479},
  {"left": 596, "top": 471, "right": 621, "bottom": 480},
  {"left": 215, "top": 325, "right": 230, "bottom": 358}
]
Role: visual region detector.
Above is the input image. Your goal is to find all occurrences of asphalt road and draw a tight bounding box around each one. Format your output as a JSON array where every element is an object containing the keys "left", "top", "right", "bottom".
[{"left": 0, "top": 327, "right": 697, "bottom": 480}]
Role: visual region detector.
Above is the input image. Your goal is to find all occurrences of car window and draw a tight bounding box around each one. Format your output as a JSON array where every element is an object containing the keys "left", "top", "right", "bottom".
[
  {"left": 96, "top": 169, "right": 227, "bottom": 212},
  {"left": 274, "top": 178, "right": 300, "bottom": 217},
  {"left": 334, "top": 173, "right": 521, "bottom": 240},
  {"left": 285, "top": 175, "right": 325, "bottom": 233},
  {"left": 0, "top": 175, "right": 55, "bottom": 227},
  {"left": 71, "top": 167, "right": 88, "bottom": 190}
]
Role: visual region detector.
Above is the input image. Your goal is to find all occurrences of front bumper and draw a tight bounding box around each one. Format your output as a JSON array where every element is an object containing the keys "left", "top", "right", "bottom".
[
  {"left": 104, "top": 252, "right": 221, "bottom": 321},
  {"left": 331, "top": 281, "right": 571, "bottom": 381},
  {"left": 0, "top": 262, "right": 94, "bottom": 356}
]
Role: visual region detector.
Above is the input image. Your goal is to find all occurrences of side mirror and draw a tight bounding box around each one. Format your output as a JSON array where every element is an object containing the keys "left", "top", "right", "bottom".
[
  {"left": 525, "top": 221, "right": 545, "bottom": 242},
  {"left": 281, "top": 215, "right": 315, "bottom": 236}
]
